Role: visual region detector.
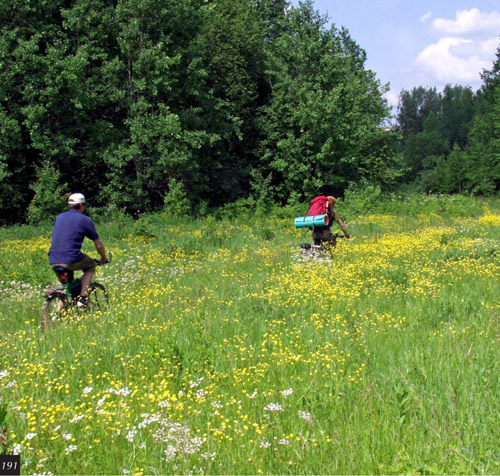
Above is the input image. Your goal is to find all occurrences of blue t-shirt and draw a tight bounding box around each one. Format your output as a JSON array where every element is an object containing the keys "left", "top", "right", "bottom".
[{"left": 48, "top": 209, "right": 99, "bottom": 264}]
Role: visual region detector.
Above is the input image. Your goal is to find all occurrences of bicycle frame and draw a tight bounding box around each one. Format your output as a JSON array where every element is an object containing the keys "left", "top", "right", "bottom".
[
  {"left": 301, "top": 233, "right": 345, "bottom": 250},
  {"left": 51, "top": 267, "right": 79, "bottom": 301},
  {"left": 41, "top": 253, "right": 112, "bottom": 331}
]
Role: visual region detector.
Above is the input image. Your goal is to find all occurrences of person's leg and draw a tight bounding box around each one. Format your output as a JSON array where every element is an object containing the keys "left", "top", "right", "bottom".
[
  {"left": 50, "top": 264, "right": 74, "bottom": 312},
  {"left": 312, "top": 229, "right": 322, "bottom": 246},
  {"left": 323, "top": 229, "right": 336, "bottom": 245},
  {"left": 80, "top": 270, "right": 93, "bottom": 298},
  {"left": 70, "top": 255, "right": 97, "bottom": 301}
]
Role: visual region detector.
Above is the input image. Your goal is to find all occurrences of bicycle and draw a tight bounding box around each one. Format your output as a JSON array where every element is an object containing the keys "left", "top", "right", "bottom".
[
  {"left": 40, "top": 253, "right": 112, "bottom": 331},
  {"left": 300, "top": 233, "right": 345, "bottom": 251},
  {"left": 300, "top": 233, "right": 345, "bottom": 258}
]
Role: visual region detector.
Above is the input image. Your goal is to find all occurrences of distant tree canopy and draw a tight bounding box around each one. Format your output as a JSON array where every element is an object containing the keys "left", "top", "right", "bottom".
[
  {"left": 0, "top": 0, "right": 395, "bottom": 223},
  {"left": 0, "top": 0, "right": 498, "bottom": 224},
  {"left": 395, "top": 43, "right": 500, "bottom": 195}
]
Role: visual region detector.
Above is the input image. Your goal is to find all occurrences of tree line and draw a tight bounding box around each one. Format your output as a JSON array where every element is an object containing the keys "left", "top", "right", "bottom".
[
  {"left": 395, "top": 44, "right": 500, "bottom": 197},
  {"left": 0, "top": 0, "right": 498, "bottom": 225}
]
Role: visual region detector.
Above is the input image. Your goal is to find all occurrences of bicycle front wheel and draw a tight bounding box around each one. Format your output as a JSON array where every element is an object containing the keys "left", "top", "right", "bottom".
[
  {"left": 87, "top": 282, "right": 109, "bottom": 312},
  {"left": 40, "top": 293, "right": 66, "bottom": 331}
]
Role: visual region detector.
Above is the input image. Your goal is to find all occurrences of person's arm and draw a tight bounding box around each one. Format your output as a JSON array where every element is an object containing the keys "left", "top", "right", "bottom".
[
  {"left": 335, "top": 215, "right": 350, "bottom": 238},
  {"left": 94, "top": 239, "right": 109, "bottom": 263}
]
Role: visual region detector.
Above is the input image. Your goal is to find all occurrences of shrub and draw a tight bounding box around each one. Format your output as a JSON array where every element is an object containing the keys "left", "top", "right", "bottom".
[
  {"left": 343, "top": 182, "right": 383, "bottom": 215},
  {"left": 213, "top": 197, "right": 256, "bottom": 220},
  {"left": 133, "top": 215, "right": 156, "bottom": 239},
  {"left": 250, "top": 170, "right": 273, "bottom": 216},
  {"left": 163, "top": 178, "right": 191, "bottom": 218},
  {"left": 93, "top": 206, "right": 135, "bottom": 238},
  {"left": 27, "top": 160, "right": 68, "bottom": 224}
]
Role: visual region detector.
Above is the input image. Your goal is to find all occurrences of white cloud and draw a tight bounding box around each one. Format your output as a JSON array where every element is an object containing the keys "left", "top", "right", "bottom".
[
  {"left": 432, "top": 8, "right": 500, "bottom": 36},
  {"left": 479, "top": 37, "right": 499, "bottom": 56},
  {"left": 384, "top": 90, "right": 400, "bottom": 109},
  {"left": 420, "top": 11, "right": 432, "bottom": 23},
  {"left": 408, "top": 8, "right": 500, "bottom": 88},
  {"left": 413, "top": 37, "right": 491, "bottom": 83}
]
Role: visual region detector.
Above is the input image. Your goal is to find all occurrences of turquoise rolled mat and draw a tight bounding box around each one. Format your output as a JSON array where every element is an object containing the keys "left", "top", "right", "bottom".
[{"left": 294, "top": 214, "right": 329, "bottom": 228}]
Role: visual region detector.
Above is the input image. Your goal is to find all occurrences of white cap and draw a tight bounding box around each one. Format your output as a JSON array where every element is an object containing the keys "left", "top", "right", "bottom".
[{"left": 68, "top": 193, "right": 89, "bottom": 206}]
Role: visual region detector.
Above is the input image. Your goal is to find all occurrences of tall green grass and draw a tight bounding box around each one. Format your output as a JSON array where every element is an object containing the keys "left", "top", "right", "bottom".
[{"left": 0, "top": 194, "right": 499, "bottom": 474}]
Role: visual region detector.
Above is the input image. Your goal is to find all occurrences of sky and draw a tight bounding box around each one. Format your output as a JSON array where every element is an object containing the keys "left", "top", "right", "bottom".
[{"left": 290, "top": 0, "right": 500, "bottom": 111}]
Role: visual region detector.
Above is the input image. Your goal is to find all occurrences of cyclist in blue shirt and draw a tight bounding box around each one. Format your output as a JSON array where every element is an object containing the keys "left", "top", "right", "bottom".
[{"left": 49, "top": 193, "right": 109, "bottom": 307}]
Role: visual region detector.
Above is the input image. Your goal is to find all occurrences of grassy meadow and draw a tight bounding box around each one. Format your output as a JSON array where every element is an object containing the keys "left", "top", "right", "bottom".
[{"left": 1, "top": 195, "right": 500, "bottom": 475}]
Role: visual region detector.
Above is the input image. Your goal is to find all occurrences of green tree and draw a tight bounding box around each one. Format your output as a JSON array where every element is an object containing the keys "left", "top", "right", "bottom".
[
  {"left": 101, "top": 0, "right": 212, "bottom": 211},
  {"left": 464, "top": 42, "right": 500, "bottom": 195},
  {"left": 446, "top": 145, "right": 466, "bottom": 193},
  {"left": 257, "top": 1, "right": 394, "bottom": 200},
  {"left": 27, "top": 160, "right": 68, "bottom": 224},
  {"left": 442, "top": 84, "right": 475, "bottom": 150},
  {"left": 465, "top": 111, "right": 499, "bottom": 195},
  {"left": 190, "top": 0, "right": 267, "bottom": 205},
  {"left": 0, "top": 0, "right": 123, "bottom": 219},
  {"left": 403, "top": 112, "right": 449, "bottom": 186},
  {"left": 0, "top": 0, "right": 67, "bottom": 221},
  {"left": 0, "top": 105, "right": 23, "bottom": 223},
  {"left": 163, "top": 177, "right": 190, "bottom": 218},
  {"left": 397, "top": 86, "right": 442, "bottom": 140}
]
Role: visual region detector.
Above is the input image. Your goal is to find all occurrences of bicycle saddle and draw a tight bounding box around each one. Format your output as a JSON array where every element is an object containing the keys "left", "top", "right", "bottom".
[{"left": 52, "top": 266, "right": 75, "bottom": 284}]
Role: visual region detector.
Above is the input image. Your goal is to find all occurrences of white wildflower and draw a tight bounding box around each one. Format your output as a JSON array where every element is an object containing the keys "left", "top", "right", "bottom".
[
  {"left": 62, "top": 433, "right": 72, "bottom": 440},
  {"left": 71, "top": 414, "right": 85, "bottom": 424},
  {"left": 281, "top": 388, "right": 293, "bottom": 397},
  {"left": 298, "top": 410, "right": 313, "bottom": 423},
  {"left": 201, "top": 452, "right": 216, "bottom": 461},
  {"left": 263, "top": 403, "right": 283, "bottom": 412},
  {"left": 259, "top": 440, "right": 271, "bottom": 448},
  {"left": 65, "top": 445, "right": 78, "bottom": 454},
  {"left": 107, "top": 386, "right": 131, "bottom": 397},
  {"left": 126, "top": 428, "right": 137, "bottom": 443},
  {"left": 163, "top": 445, "right": 177, "bottom": 462},
  {"left": 83, "top": 386, "right": 93, "bottom": 394},
  {"left": 189, "top": 377, "right": 204, "bottom": 388},
  {"left": 96, "top": 396, "right": 106, "bottom": 408},
  {"left": 24, "top": 432, "right": 37, "bottom": 440}
]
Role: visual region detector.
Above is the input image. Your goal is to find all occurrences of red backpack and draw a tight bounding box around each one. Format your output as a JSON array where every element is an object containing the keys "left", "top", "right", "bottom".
[{"left": 306, "top": 196, "right": 329, "bottom": 216}]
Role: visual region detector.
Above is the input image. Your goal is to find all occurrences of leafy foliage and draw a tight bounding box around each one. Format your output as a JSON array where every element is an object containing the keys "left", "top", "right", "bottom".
[
  {"left": 0, "top": 0, "right": 399, "bottom": 223},
  {"left": 395, "top": 43, "right": 500, "bottom": 196},
  {"left": 27, "top": 160, "right": 68, "bottom": 224},
  {"left": 258, "top": 2, "right": 394, "bottom": 200},
  {"left": 464, "top": 44, "right": 500, "bottom": 195},
  {"left": 163, "top": 178, "right": 191, "bottom": 218}
]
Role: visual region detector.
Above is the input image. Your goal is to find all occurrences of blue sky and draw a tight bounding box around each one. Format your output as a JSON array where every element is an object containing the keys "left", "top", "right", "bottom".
[{"left": 290, "top": 0, "right": 500, "bottom": 110}]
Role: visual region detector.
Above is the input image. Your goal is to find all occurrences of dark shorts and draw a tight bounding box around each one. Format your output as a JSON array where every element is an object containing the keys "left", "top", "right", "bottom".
[
  {"left": 51, "top": 254, "right": 96, "bottom": 273},
  {"left": 312, "top": 227, "right": 336, "bottom": 245}
]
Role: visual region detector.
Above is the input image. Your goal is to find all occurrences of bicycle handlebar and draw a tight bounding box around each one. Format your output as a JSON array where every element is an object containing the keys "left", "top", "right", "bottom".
[{"left": 95, "top": 251, "right": 113, "bottom": 265}]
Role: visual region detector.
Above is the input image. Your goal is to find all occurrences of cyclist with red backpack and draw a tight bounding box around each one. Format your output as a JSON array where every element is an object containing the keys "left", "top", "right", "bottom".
[{"left": 307, "top": 195, "right": 350, "bottom": 245}]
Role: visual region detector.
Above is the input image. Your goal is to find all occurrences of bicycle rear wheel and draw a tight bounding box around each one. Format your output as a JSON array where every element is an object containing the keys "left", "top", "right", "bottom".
[
  {"left": 40, "top": 293, "right": 66, "bottom": 331},
  {"left": 87, "top": 282, "right": 109, "bottom": 312}
]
